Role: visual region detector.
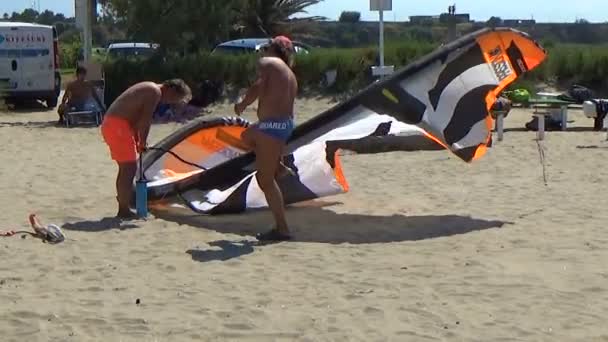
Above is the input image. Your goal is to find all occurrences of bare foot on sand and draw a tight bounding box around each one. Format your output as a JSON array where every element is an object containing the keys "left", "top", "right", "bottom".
[{"left": 117, "top": 210, "right": 138, "bottom": 220}]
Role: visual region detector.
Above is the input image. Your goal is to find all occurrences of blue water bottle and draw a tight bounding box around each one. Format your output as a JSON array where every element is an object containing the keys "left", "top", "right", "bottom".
[{"left": 136, "top": 152, "right": 148, "bottom": 218}]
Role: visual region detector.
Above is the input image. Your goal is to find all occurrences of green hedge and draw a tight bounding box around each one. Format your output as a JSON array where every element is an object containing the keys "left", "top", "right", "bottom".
[
  {"left": 511, "top": 44, "right": 608, "bottom": 94},
  {"left": 103, "top": 42, "right": 608, "bottom": 107},
  {"left": 59, "top": 41, "right": 81, "bottom": 69},
  {"left": 102, "top": 41, "right": 438, "bottom": 105}
]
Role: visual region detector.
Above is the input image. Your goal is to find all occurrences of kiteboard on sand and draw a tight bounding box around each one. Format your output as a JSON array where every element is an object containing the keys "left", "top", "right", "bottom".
[{"left": 134, "top": 27, "right": 547, "bottom": 215}]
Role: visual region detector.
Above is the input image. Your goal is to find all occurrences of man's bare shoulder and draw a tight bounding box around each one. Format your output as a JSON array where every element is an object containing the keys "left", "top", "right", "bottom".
[
  {"left": 258, "top": 57, "right": 273, "bottom": 65},
  {"left": 257, "top": 57, "right": 274, "bottom": 70},
  {"left": 259, "top": 56, "right": 287, "bottom": 69},
  {"left": 66, "top": 80, "right": 78, "bottom": 90},
  {"left": 131, "top": 81, "right": 162, "bottom": 97}
]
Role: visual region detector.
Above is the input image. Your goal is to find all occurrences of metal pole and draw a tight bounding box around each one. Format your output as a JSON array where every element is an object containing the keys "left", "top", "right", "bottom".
[
  {"left": 379, "top": 8, "right": 385, "bottom": 69},
  {"left": 83, "top": 0, "right": 92, "bottom": 63}
]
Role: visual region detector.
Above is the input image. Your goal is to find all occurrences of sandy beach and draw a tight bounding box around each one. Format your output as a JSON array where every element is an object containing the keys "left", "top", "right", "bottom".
[{"left": 1, "top": 98, "right": 608, "bottom": 341}]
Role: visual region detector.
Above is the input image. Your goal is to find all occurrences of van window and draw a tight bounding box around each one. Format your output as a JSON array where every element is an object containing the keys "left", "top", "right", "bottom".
[
  {"left": 0, "top": 49, "right": 49, "bottom": 58},
  {"left": 21, "top": 49, "right": 50, "bottom": 57},
  {"left": 0, "top": 49, "right": 21, "bottom": 58}
]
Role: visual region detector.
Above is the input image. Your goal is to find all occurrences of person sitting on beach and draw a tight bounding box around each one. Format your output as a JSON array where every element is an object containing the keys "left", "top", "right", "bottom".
[
  {"left": 57, "top": 66, "right": 101, "bottom": 123},
  {"left": 101, "top": 79, "right": 192, "bottom": 219},
  {"left": 234, "top": 36, "right": 298, "bottom": 241}
]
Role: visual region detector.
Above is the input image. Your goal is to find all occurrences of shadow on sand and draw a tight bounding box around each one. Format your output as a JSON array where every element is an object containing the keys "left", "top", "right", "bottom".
[
  {"left": 503, "top": 126, "right": 600, "bottom": 133},
  {"left": 2, "top": 100, "right": 53, "bottom": 113},
  {"left": 62, "top": 217, "right": 140, "bottom": 232},
  {"left": 186, "top": 240, "right": 256, "bottom": 262},
  {"left": 0, "top": 120, "right": 61, "bottom": 129},
  {"left": 154, "top": 202, "right": 510, "bottom": 245}
]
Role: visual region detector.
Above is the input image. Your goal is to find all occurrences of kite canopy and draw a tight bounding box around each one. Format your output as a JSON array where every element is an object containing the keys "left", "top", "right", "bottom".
[{"left": 137, "top": 27, "right": 547, "bottom": 215}]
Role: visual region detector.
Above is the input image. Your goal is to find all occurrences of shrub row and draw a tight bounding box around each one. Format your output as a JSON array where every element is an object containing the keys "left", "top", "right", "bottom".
[
  {"left": 102, "top": 41, "right": 437, "bottom": 105},
  {"left": 102, "top": 42, "right": 608, "bottom": 106},
  {"left": 511, "top": 44, "right": 608, "bottom": 94}
]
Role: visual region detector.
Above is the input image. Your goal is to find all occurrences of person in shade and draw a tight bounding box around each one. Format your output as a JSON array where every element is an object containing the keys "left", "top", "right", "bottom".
[
  {"left": 101, "top": 79, "right": 191, "bottom": 219},
  {"left": 235, "top": 36, "right": 298, "bottom": 241},
  {"left": 58, "top": 66, "right": 102, "bottom": 123}
]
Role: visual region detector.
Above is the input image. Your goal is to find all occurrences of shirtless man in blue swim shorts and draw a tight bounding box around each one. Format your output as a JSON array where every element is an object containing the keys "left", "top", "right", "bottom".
[{"left": 235, "top": 36, "right": 297, "bottom": 241}]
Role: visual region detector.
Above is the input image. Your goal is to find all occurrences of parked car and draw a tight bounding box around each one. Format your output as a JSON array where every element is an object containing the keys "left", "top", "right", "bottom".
[
  {"left": 211, "top": 38, "right": 311, "bottom": 55},
  {"left": 106, "top": 42, "right": 159, "bottom": 59}
]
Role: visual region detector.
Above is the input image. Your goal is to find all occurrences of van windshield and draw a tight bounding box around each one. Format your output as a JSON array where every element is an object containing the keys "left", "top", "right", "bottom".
[{"left": 108, "top": 47, "right": 155, "bottom": 59}]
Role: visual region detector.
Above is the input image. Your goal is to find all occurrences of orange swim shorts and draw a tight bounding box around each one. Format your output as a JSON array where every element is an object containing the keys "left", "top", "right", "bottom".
[{"left": 101, "top": 115, "right": 137, "bottom": 163}]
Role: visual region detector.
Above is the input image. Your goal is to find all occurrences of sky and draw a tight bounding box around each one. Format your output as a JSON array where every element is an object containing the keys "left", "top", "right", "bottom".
[{"left": 1, "top": 0, "right": 607, "bottom": 23}]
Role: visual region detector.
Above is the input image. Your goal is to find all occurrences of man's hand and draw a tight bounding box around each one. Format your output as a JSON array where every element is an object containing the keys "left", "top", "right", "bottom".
[
  {"left": 234, "top": 102, "right": 246, "bottom": 116},
  {"left": 137, "top": 141, "right": 146, "bottom": 154},
  {"left": 135, "top": 134, "right": 146, "bottom": 153}
]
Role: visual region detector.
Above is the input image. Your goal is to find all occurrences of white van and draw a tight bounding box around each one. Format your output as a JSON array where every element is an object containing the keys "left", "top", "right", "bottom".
[{"left": 0, "top": 22, "right": 61, "bottom": 107}]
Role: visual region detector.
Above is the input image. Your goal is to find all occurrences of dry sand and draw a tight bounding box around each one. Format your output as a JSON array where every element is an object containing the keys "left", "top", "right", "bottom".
[{"left": 1, "top": 98, "right": 608, "bottom": 342}]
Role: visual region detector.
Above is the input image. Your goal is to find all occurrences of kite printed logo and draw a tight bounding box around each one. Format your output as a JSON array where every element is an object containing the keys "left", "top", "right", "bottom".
[{"left": 488, "top": 46, "right": 513, "bottom": 82}]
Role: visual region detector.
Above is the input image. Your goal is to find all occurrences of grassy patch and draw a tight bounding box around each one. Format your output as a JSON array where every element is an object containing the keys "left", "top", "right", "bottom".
[{"left": 60, "top": 69, "right": 75, "bottom": 90}]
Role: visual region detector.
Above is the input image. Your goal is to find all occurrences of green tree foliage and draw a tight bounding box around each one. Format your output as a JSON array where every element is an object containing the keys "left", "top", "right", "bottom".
[
  {"left": 100, "top": 0, "right": 246, "bottom": 52},
  {"left": 486, "top": 16, "right": 502, "bottom": 28},
  {"left": 3, "top": 9, "right": 75, "bottom": 36},
  {"left": 236, "top": 0, "right": 326, "bottom": 36},
  {"left": 339, "top": 11, "right": 361, "bottom": 23}
]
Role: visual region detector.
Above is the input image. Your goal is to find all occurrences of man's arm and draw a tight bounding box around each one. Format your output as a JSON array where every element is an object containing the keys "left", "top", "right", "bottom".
[
  {"left": 235, "top": 59, "right": 268, "bottom": 114},
  {"left": 61, "top": 83, "right": 72, "bottom": 105},
  {"left": 136, "top": 87, "right": 161, "bottom": 151}
]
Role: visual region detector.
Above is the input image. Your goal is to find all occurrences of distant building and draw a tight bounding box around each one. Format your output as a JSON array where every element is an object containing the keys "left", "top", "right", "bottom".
[
  {"left": 454, "top": 13, "right": 471, "bottom": 23},
  {"left": 503, "top": 19, "right": 536, "bottom": 26},
  {"left": 410, "top": 13, "right": 471, "bottom": 25},
  {"left": 439, "top": 13, "right": 471, "bottom": 23},
  {"left": 409, "top": 15, "right": 440, "bottom": 25}
]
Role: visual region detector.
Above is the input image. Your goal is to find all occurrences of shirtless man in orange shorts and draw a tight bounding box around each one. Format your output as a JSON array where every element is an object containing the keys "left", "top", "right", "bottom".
[{"left": 101, "top": 79, "right": 191, "bottom": 218}]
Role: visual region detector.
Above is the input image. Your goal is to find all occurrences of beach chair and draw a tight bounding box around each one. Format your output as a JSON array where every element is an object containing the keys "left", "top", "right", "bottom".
[
  {"left": 583, "top": 99, "right": 608, "bottom": 140},
  {"left": 491, "top": 96, "right": 512, "bottom": 142},
  {"left": 64, "top": 62, "right": 106, "bottom": 128}
]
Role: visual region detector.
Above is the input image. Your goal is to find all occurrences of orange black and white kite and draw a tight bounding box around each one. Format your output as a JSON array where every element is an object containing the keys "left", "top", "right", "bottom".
[{"left": 135, "top": 28, "right": 547, "bottom": 215}]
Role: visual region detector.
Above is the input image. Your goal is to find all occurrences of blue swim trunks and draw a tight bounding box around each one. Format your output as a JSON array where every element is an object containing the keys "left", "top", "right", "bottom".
[{"left": 253, "top": 117, "right": 295, "bottom": 142}]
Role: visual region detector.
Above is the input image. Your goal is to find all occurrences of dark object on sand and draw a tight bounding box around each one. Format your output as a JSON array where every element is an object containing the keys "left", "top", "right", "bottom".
[
  {"left": 524, "top": 115, "right": 563, "bottom": 131},
  {"left": 558, "top": 84, "right": 594, "bottom": 104},
  {"left": 491, "top": 96, "right": 512, "bottom": 119},
  {"left": 588, "top": 99, "right": 608, "bottom": 131}
]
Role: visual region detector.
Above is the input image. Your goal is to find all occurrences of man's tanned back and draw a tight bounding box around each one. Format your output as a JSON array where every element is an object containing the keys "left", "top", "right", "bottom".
[
  {"left": 256, "top": 57, "right": 298, "bottom": 120},
  {"left": 106, "top": 82, "right": 161, "bottom": 128}
]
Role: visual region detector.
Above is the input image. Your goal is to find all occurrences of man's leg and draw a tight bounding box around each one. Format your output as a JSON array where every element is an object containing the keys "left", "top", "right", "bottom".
[
  {"left": 116, "top": 161, "right": 137, "bottom": 218},
  {"left": 243, "top": 127, "right": 293, "bottom": 179},
  {"left": 58, "top": 104, "right": 65, "bottom": 123},
  {"left": 241, "top": 127, "right": 256, "bottom": 150},
  {"left": 252, "top": 131, "right": 290, "bottom": 238}
]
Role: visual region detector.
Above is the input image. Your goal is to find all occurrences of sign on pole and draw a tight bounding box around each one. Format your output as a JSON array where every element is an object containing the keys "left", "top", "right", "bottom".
[
  {"left": 370, "top": 0, "right": 394, "bottom": 78},
  {"left": 370, "top": 0, "right": 392, "bottom": 11},
  {"left": 75, "top": 0, "right": 86, "bottom": 30}
]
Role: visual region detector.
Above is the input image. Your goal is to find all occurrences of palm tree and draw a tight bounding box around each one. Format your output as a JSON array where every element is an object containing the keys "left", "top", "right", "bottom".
[{"left": 238, "top": 0, "right": 326, "bottom": 37}]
